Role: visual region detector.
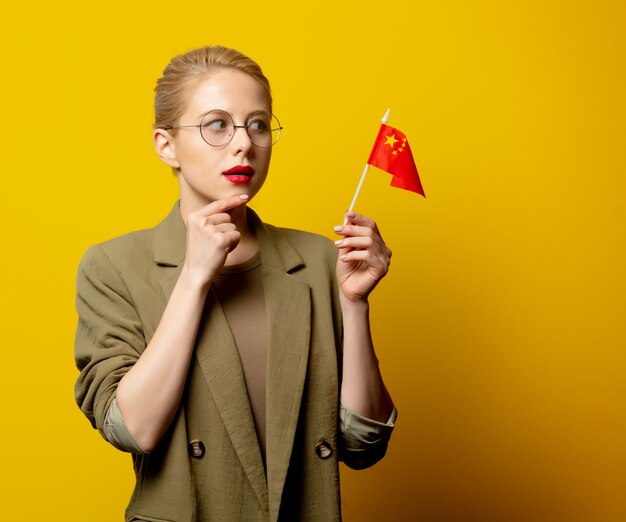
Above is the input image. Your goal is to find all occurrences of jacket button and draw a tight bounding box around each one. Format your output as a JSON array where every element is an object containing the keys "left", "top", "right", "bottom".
[
  {"left": 189, "top": 439, "right": 205, "bottom": 458},
  {"left": 315, "top": 439, "right": 333, "bottom": 459}
]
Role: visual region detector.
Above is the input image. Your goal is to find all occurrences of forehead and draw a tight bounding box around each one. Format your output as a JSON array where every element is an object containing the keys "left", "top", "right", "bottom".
[{"left": 185, "top": 69, "right": 270, "bottom": 118}]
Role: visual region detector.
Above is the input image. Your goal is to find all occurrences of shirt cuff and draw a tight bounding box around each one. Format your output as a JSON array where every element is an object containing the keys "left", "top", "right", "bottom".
[
  {"left": 103, "top": 397, "right": 150, "bottom": 454},
  {"left": 339, "top": 400, "right": 397, "bottom": 449}
]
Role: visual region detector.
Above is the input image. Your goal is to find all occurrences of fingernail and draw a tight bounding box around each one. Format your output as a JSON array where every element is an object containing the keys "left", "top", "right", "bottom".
[
  {"left": 334, "top": 225, "right": 343, "bottom": 232},
  {"left": 239, "top": 194, "right": 249, "bottom": 200},
  {"left": 334, "top": 239, "right": 343, "bottom": 246},
  {"left": 346, "top": 211, "right": 356, "bottom": 218}
]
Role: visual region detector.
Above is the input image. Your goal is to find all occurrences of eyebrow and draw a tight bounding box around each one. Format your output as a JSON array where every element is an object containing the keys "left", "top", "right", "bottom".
[{"left": 197, "top": 109, "right": 271, "bottom": 120}]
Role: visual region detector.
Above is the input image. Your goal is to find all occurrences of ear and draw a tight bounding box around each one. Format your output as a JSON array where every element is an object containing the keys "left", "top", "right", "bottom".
[{"left": 153, "top": 129, "right": 180, "bottom": 169}]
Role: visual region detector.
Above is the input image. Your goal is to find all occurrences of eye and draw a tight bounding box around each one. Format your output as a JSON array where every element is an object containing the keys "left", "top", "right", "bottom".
[
  {"left": 247, "top": 117, "right": 270, "bottom": 132},
  {"left": 202, "top": 118, "right": 228, "bottom": 131}
]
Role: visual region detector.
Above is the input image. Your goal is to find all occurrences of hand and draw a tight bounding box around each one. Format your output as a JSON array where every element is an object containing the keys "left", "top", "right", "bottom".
[
  {"left": 334, "top": 211, "right": 392, "bottom": 303},
  {"left": 183, "top": 195, "right": 249, "bottom": 288}
]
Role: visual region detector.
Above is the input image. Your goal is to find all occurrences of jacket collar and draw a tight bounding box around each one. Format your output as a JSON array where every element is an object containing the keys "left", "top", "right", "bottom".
[{"left": 153, "top": 201, "right": 186, "bottom": 267}]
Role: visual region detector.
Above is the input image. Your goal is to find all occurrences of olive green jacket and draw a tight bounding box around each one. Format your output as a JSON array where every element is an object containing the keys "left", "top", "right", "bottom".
[{"left": 75, "top": 203, "right": 392, "bottom": 521}]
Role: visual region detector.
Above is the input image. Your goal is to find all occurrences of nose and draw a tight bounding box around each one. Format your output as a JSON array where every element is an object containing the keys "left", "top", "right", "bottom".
[{"left": 230, "top": 124, "right": 253, "bottom": 155}]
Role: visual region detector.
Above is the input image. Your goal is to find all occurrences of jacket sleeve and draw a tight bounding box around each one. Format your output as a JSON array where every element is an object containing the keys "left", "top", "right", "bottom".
[{"left": 74, "top": 244, "right": 146, "bottom": 450}]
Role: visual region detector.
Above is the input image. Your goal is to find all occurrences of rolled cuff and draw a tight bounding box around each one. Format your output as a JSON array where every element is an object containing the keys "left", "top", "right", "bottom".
[
  {"left": 103, "top": 397, "right": 150, "bottom": 455},
  {"left": 339, "top": 401, "right": 397, "bottom": 470}
]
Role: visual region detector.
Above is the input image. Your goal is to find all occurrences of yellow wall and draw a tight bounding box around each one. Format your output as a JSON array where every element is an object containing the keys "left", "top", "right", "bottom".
[{"left": 1, "top": 1, "right": 624, "bottom": 520}]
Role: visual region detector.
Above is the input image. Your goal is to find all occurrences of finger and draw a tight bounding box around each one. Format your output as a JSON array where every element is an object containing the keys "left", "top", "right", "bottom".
[
  {"left": 334, "top": 240, "right": 390, "bottom": 267},
  {"left": 340, "top": 248, "right": 389, "bottom": 266},
  {"left": 334, "top": 236, "right": 376, "bottom": 251},
  {"left": 334, "top": 223, "right": 377, "bottom": 239},
  {"left": 187, "top": 222, "right": 237, "bottom": 247},
  {"left": 343, "top": 211, "right": 377, "bottom": 230},
  {"left": 205, "top": 213, "right": 233, "bottom": 226},
  {"left": 210, "top": 222, "right": 237, "bottom": 234},
  {"left": 338, "top": 249, "right": 388, "bottom": 270},
  {"left": 197, "top": 194, "right": 249, "bottom": 217},
  {"left": 188, "top": 212, "right": 232, "bottom": 230},
  {"left": 224, "top": 230, "right": 242, "bottom": 253},
  {"left": 209, "top": 228, "right": 241, "bottom": 251}
]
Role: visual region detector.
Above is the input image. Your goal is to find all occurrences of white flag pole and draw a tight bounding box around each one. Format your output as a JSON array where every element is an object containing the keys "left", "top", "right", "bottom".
[{"left": 347, "top": 108, "right": 391, "bottom": 213}]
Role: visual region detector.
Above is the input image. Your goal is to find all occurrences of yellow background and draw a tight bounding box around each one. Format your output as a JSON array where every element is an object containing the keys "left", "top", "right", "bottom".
[{"left": 1, "top": 1, "right": 624, "bottom": 520}]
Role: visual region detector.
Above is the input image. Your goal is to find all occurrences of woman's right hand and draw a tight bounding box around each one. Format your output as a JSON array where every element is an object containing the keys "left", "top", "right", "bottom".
[{"left": 182, "top": 194, "right": 249, "bottom": 288}]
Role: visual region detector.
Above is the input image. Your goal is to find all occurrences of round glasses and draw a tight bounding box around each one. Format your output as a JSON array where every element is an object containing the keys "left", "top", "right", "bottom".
[{"left": 163, "top": 110, "right": 282, "bottom": 148}]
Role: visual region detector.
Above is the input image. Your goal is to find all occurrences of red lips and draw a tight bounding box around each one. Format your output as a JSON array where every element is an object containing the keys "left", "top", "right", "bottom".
[
  {"left": 223, "top": 165, "right": 254, "bottom": 175},
  {"left": 223, "top": 165, "right": 254, "bottom": 185}
]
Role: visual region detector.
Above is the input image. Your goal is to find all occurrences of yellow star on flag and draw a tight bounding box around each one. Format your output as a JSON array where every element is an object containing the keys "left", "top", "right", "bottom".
[{"left": 384, "top": 134, "right": 399, "bottom": 149}]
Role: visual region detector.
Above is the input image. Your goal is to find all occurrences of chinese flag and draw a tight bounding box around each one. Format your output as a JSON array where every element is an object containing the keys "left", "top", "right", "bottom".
[{"left": 367, "top": 123, "right": 425, "bottom": 196}]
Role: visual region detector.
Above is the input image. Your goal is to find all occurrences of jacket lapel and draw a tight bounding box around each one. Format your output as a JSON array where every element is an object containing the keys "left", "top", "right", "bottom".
[
  {"left": 153, "top": 201, "right": 186, "bottom": 299},
  {"left": 250, "top": 212, "right": 312, "bottom": 522},
  {"left": 194, "top": 289, "right": 269, "bottom": 512}
]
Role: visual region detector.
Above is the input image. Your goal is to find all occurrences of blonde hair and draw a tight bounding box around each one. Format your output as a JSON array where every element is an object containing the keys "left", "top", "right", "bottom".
[{"left": 154, "top": 45, "right": 272, "bottom": 129}]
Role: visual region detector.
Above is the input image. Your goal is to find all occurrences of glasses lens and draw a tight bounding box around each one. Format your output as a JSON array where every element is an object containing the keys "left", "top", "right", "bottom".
[
  {"left": 247, "top": 113, "right": 282, "bottom": 148},
  {"left": 199, "top": 110, "right": 282, "bottom": 147},
  {"left": 200, "top": 110, "right": 234, "bottom": 147}
]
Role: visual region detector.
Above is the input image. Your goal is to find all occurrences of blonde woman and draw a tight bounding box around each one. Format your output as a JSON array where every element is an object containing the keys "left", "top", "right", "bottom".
[{"left": 75, "top": 45, "right": 396, "bottom": 521}]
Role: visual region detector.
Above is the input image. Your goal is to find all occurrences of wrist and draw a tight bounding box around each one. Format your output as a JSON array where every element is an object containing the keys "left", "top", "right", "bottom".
[
  {"left": 179, "top": 265, "right": 214, "bottom": 295},
  {"left": 340, "top": 294, "right": 370, "bottom": 314}
]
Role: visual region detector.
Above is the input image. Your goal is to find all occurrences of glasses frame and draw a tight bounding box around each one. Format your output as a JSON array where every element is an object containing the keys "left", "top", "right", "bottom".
[{"left": 162, "top": 109, "right": 283, "bottom": 148}]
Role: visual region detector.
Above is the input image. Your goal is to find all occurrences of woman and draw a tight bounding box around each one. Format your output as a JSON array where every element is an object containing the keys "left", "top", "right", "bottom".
[{"left": 75, "top": 45, "right": 396, "bottom": 521}]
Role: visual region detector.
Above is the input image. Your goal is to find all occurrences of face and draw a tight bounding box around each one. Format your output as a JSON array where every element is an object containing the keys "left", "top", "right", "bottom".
[{"left": 155, "top": 68, "right": 272, "bottom": 212}]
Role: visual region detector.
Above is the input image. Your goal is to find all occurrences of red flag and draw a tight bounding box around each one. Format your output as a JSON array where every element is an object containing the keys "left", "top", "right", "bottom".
[{"left": 367, "top": 123, "right": 425, "bottom": 196}]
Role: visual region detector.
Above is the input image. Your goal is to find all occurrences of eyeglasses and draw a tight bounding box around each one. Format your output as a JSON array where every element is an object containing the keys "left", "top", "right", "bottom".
[{"left": 163, "top": 109, "right": 282, "bottom": 148}]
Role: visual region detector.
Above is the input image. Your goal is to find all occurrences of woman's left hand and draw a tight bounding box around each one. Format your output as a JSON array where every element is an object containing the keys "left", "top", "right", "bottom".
[{"left": 334, "top": 211, "right": 392, "bottom": 302}]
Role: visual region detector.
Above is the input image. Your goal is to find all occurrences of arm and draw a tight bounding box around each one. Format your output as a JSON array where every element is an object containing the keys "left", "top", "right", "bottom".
[
  {"left": 114, "top": 195, "right": 249, "bottom": 452},
  {"left": 334, "top": 211, "right": 394, "bottom": 423},
  {"left": 113, "top": 258, "right": 210, "bottom": 452}
]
